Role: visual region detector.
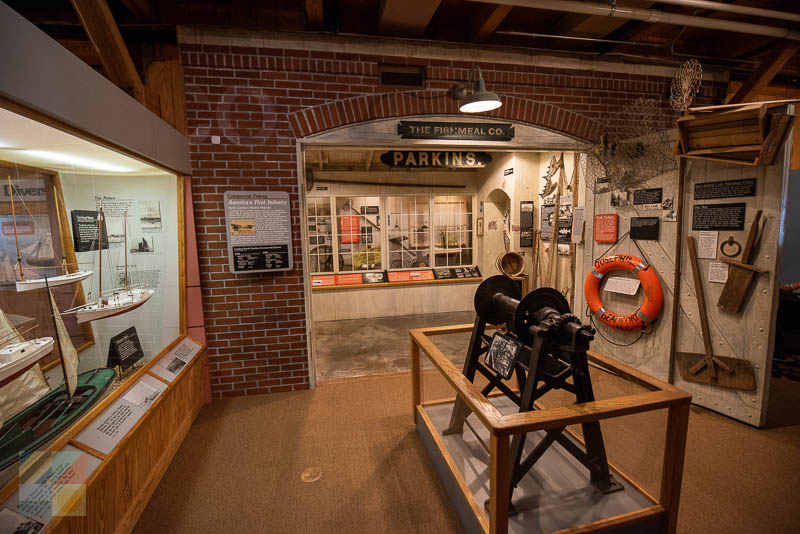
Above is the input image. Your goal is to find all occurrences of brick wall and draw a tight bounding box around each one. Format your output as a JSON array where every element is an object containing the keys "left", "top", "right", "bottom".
[{"left": 180, "top": 41, "right": 727, "bottom": 397}]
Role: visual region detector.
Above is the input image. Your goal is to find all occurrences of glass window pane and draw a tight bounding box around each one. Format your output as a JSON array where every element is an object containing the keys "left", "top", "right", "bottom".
[
  {"left": 306, "top": 198, "right": 332, "bottom": 273},
  {"left": 386, "top": 195, "right": 430, "bottom": 269},
  {"left": 433, "top": 195, "right": 473, "bottom": 268},
  {"left": 336, "top": 196, "right": 381, "bottom": 272}
]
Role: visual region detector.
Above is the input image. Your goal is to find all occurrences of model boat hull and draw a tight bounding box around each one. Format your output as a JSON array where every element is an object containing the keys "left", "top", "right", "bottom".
[
  {"left": 0, "top": 338, "right": 54, "bottom": 382},
  {"left": 76, "top": 288, "right": 154, "bottom": 324},
  {"left": 0, "top": 368, "right": 116, "bottom": 471},
  {"left": 15, "top": 270, "right": 93, "bottom": 292}
]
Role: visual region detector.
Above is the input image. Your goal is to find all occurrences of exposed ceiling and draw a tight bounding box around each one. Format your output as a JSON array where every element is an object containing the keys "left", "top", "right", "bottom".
[{"left": 7, "top": 1, "right": 800, "bottom": 96}]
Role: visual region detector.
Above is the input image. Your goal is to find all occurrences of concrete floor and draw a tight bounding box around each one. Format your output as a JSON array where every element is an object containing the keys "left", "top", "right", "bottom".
[{"left": 313, "top": 311, "right": 475, "bottom": 381}]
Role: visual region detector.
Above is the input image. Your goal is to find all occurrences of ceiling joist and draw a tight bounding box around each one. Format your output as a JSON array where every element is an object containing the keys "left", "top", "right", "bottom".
[
  {"left": 305, "top": 0, "right": 323, "bottom": 30},
  {"left": 378, "top": 0, "right": 442, "bottom": 37},
  {"left": 471, "top": 4, "right": 513, "bottom": 42},
  {"left": 726, "top": 41, "right": 800, "bottom": 104},
  {"left": 70, "top": 0, "right": 146, "bottom": 102}
]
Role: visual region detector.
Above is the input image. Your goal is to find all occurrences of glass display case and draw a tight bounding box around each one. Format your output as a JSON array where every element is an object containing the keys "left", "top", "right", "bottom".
[{"left": 0, "top": 105, "right": 183, "bottom": 427}]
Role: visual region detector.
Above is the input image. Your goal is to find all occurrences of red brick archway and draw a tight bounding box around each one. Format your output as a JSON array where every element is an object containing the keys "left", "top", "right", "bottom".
[{"left": 287, "top": 90, "right": 603, "bottom": 142}]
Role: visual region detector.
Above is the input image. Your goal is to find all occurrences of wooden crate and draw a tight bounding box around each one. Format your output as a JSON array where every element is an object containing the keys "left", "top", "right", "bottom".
[{"left": 675, "top": 104, "right": 792, "bottom": 166}]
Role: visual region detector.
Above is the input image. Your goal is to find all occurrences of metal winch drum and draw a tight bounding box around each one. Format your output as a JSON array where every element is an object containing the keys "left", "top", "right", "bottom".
[{"left": 474, "top": 275, "right": 572, "bottom": 346}]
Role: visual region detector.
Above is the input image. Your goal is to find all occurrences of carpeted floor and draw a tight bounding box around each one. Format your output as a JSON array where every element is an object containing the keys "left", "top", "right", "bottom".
[{"left": 134, "top": 360, "right": 800, "bottom": 534}]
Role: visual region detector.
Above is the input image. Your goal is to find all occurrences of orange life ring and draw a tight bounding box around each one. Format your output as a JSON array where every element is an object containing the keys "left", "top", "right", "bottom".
[{"left": 584, "top": 254, "right": 663, "bottom": 331}]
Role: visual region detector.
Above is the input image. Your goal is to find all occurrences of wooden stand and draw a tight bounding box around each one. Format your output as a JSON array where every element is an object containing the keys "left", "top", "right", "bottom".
[{"left": 410, "top": 324, "right": 691, "bottom": 534}]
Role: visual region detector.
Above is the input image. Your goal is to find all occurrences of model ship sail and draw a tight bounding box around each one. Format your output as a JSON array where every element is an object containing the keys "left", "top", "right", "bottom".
[
  {"left": 0, "top": 365, "right": 50, "bottom": 424},
  {"left": 5, "top": 176, "right": 93, "bottom": 292},
  {"left": 49, "top": 289, "right": 78, "bottom": 397},
  {"left": 20, "top": 235, "right": 56, "bottom": 267},
  {"left": 65, "top": 208, "right": 154, "bottom": 324},
  {"left": 0, "top": 283, "right": 114, "bottom": 470},
  {"left": 0, "top": 309, "right": 23, "bottom": 347}
]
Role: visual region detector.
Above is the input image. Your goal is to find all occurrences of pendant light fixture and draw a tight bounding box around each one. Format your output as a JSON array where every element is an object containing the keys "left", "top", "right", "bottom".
[{"left": 459, "top": 68, "right": 502, "bottom": 113}]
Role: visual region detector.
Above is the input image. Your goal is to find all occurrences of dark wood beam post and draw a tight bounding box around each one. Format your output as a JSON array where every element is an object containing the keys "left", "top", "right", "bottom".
[
  {"left": 725, "top": 42, "right": 800, "bottom": 105},
  {"left": 471, "top": 4, "right": 512, "bottom": 42},
  {"left": 305, "top": 0, "right": 323, "bottom": 30},
  {"left": 69, "top": 0, "right": 147, "bottom": 104}
]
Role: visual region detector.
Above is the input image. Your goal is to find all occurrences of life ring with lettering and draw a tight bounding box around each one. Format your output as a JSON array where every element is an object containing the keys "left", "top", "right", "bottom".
[{"left": 584, "top": 254, "right": 663, "bottom": 331}]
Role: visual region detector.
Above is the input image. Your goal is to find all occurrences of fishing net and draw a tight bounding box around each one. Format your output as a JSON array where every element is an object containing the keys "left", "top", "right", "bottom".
[
  {"left": 582, "top": 97, "right": 677, "bottom": 193},
  {"left": 670, "top": 59, "right": 702, "bottom": 113}
]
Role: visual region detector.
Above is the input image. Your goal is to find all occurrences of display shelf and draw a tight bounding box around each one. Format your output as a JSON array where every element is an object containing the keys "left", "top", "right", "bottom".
[
  {"left": 409, "top": 324, "right": 691, "bottom": 534},
  {"left": 311, "top": 277, "right": 481, "bottom": 291}
]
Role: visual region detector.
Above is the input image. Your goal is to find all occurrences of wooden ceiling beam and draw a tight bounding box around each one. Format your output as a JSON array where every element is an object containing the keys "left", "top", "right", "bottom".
[
  {"left": 726, "top": 41, "right": 800, "bottom": 104},
  {"left": 70, "top": 0, "right": 146, "bottom": 103},
  {"left": 119, "top": 0, "right": 156, "bottom": 21},
  {"left": 305, "top": 0, "right": 323, "bottom": 31},
  {"left": 471, "top": 4, "right": 513, "bottom": 42},
  {"left": 378, "top": 0, "right": 442, "bottom": 37}
]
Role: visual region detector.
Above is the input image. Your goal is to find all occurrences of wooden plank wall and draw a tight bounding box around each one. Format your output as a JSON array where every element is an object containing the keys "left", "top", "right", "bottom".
[
  {"left": 673, "top": 154, "right": 785, "bottom": 427},
  {"left": 49, "top": 350, "right": 206, "bottom": 534},
  {"left": 579, "top": 165, "right": 679, "bottom": 382},
  {"left": 577, "top": 141, "right": 788, "bottom": 426}
]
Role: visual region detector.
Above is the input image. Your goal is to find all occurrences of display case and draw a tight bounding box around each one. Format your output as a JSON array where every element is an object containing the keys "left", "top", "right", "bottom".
[{"left": 0, "top": 104, "right": 203, "bottom": 532}]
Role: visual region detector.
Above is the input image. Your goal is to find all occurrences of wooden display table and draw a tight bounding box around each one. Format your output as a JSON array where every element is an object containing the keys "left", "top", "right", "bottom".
[{"left": 410, "top": 324, "right": 691, "bottom": 534}]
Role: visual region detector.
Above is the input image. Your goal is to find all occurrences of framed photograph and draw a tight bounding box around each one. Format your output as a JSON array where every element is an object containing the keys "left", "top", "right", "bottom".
[
  {"left": 477, "top": 217, "right": 484, "bottom": 236},
  {"left": 484, "top": 332, "right": 523, "bottom": 380}
]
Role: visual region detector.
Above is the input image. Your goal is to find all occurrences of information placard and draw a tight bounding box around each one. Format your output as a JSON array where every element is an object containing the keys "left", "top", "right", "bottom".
[
  {"left": 70, "top": 210, "right": 109, "bottom": 252},
  {"left": 630, "top": 217, "right": 660, "bottom": 241},
  {"left": 694, "top": 178, "right": 756, "bottom": 200},
  {"left": 633, "top": 187, "right": 663, "bottom": 207},
  {"left": 224, "top": 191, "right": 293, "bottom": 273},
  {"left": 594, "top": 214, "right": 618, "bottom": 243},
  {"left": 692, "top": 203, "right": 746, "bottom": 231},
  {"left": 106, "top": 327, "right": 144, "bottom": 371}
]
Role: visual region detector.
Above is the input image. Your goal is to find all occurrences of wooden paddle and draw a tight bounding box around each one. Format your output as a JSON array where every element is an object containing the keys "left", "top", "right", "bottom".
[{"left": 676, "top": 236, "right": 756, "bottom": 391}]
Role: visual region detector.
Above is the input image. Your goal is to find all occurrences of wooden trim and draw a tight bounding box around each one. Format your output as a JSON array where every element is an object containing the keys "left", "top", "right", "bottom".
[
  {"left": 178, "top": 176, "right": 187, "bottom": 335},
  {"left": 550, "top": 505, "right": 665, "bottom": 534},
  {"left": 411, "top": 337, "right": 421, "bottom": 425},
  {"left": 410, "top": 328, "right": 504, "bottom": 430},
  {"left": 146, "top": 369, "right": 172, "bottom": 385},
  {"left": 659, "top": 402, "right": 691, "bottom": 534},
  {"left": 311, "top": 276, "right": 481, "bottom": 291},
  {"left": 417, "top": 406, "right": 490, "bottom": 534},
  {"left": 489, "top": 433, "right": 510, "bottom": 534},
  {"left": 68, "top": 438, "right": 107, "bottom": 460},
  {"left": 494, "top": 390, "right": 685, "bottom": 437}
]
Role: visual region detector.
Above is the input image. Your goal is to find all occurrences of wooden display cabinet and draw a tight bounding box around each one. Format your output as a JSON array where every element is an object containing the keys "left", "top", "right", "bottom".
[{"left": 410, "top": 324, "right": 691, "bottom": 534}]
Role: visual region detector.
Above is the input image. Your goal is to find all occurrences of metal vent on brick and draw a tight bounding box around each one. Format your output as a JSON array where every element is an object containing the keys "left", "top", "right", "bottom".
[{"left": 379, "top": 65, "right": 425, "bottom": 87}]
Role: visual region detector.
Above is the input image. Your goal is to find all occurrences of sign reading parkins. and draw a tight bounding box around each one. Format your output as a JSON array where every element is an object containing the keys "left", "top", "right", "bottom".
[
  {"left": 397, "top": 121, "right": 514, "bottom": 141},
  {"left": 381, "top": 151, "right": 491, "bottom": 169}
]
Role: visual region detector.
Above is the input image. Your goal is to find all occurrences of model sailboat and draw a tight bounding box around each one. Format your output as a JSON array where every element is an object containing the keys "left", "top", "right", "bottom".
[
  {"left": 6, "top": 176, "right": 93, "bottom": 292},
  {"left": 0, "top": 281, "right": 114, "bottom": 471},
  {"left": 0, "top": 309, "right": 53, "bottom": 383},
  {"left": 66, "top": 208, "right": 153, "bottom": 324}
]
